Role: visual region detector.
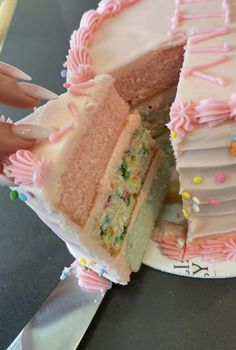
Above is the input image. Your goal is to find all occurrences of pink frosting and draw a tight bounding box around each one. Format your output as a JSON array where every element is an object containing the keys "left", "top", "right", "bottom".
[
  {"left": 195, "top": 94, "right": 236, "bottom": 127},
  {"left": 200, "top": 238, "right": 236, "bottom": 262},
  {"left": 67, "top": 101, "right": 80, "bottom": 119},
  {"left": 167, "top": 100, "right": 196, "bottom": 137},
  {"left": 158, "top": 234, "right": 185, "bottom": 260},
  {"left": 76, "top": 268, "right": 112, "bottom": 293},
  {"left": 167, "top": 94, "right": 236, "bottom": 135},
  {"left": 183, "top": 55, "right": 228, "bottom": 86},
  {"left": 157, "top": 231, "right": 236, "bottom": 263},
  {"left": 97, "top": 0, "right": 122, "bottom": 17},
  {"left": 6, "top": 150, "right": 49, "bottom": 187},
  {"left": 160, "top": 234, "right": 236, "bottom": 263},
  {"left": 223, "top": 0, "right": 232, "bottom": 24},
  {"left": 68, "top": 80, "right": 96, "bottom": 96},
  {"left": 49, "top": 122, "right": 75, "bottom": 144},
  {"left": 190, "top": 26, "right": 230, "bottom": 45},
  {"left": 80, "top": 10, "right": 102, "bottom": 32},
  {"left": 70, "top": 28, "right": 93, "bottom": 49}
]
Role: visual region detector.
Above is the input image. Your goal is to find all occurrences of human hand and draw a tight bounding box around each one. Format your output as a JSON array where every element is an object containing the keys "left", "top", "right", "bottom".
[
  {"left": 0, "top": 61, "right": 57, "bottom": 108},
  {"left": 0, "top": 61, "right": 57, "bottom": 157}
]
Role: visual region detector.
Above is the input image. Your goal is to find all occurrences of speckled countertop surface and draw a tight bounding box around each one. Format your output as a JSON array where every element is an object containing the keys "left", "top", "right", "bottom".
[{"left": 1, "top": 1, "right": 236, "bottom": 349}]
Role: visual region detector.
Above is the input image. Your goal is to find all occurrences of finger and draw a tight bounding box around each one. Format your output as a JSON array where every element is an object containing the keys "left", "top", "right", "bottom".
[
  {"left": 0, "top": 61, "right": 32, "bottom": 81},
  {"left": 0, "top": 74, "right": 39, "bottom": 108},
  {"left": 0, "top": 122, "right": 35, "bottom": 154}
]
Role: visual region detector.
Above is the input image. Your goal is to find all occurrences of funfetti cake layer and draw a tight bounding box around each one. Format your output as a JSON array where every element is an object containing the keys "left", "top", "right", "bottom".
[{"left": 3, "top": 74, "right": 169, "bottom": 284}]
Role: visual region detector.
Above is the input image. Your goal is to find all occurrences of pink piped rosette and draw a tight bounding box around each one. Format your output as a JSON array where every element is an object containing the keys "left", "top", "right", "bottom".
[
  {"left": 6, "top": 150, "right": 50, "bottom": 187},
  {"left": 61, "top": 261, "right": 112, "bottom": 294}
]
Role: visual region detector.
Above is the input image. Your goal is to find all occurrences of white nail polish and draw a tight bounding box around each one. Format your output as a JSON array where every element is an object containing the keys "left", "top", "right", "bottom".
[
  {"left": 0, "top": 61, "right": 31, "bottom": 81},
  {"left": 12, "top": 124, "right": 55, "bottom": 142},
  {"left": 18, "top": 82, "right": 58, "bottom": 101}
]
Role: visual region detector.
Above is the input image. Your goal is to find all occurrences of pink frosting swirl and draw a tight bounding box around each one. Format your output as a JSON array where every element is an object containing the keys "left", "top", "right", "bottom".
[
  {"left": 97, "top": 0, "right": 122, "bottom": 17},
  {"left": 70, "top": 64, "right": 96, "bottom": 85},
  {"left": 195, "top": 94, "right": 236, "bottom": 127},
  {"left": 80, "top": 10, "right": 102, "bottom": 32},
  {"left": 158, "top": 234, "right": 185, "bottom": 261},
  {"left": 67, "top": 46, "right": 90, "bottom": 72},
  {"left": 70, "top": 28, "right": 93, "bottom": 48},
  {"left": 7, "top": 150, "right": 49, "bottom": 187},
  {"left": 200, "top": 238, "right": 236, "bottom": 262},
  {"left": 167, "top": 100, "right": 196, "bottom": 137},
  {"left": 76, "top": 268, "right": 112, "bottom": 293}
]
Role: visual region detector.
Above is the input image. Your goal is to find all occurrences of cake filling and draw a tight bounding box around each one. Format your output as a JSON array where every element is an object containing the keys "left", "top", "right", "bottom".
[{"left": 96, "top": 127, "right": 156, "bottom": 256}]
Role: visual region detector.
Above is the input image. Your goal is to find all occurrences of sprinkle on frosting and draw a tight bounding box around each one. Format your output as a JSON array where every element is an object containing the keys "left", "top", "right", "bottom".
[
  {"left": 192, "top": 203, "right": 200, "bottom": 213},
  {"left": 171, "top": 131, "right": 177, "bottom": 140},
  {"left": 79, "top": 257, "right": 87, "bottom": 267},
  {"left": 182, "top": 207, "right": 189, "bottom": 219},
  {"left": 6, "top": 150, "right": 50, "bottom": 187},
  {"left": 10, "top": 190, "right": 18, "bottom": 200},
  {"left": 192, "top": 197, "right": 200, "bottom": 205},
  {"left": 19, "top": 193, "right": 27, "bottom": 202},
  {"left": 230, "top": 141, "right": 236, "bottom": 156},
  {"left": 181, "top": 191, "right": 191, "bottom": 200},
  {"left": 208, "top": 198, "right": 221, "bottom": 206},
  {"left": 192, "top": 176, "right": 203, "bottom": 184},
  {"left": 215, "top": 172, "right": 226, "bottom": 183}
]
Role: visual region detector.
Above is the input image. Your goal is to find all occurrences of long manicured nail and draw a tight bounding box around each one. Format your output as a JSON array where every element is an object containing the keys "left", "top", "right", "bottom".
[
  {"left": 0, "top": 61, "right": 31, "bottom": 81},
  {"left": 12, "top": 124, "right": 55, "bottom": 142},
  {"left": 0, "top": 174, "right": 13, "bottom": 187},
  {"left": 18, "top": 82, "right": 58, "bottom": 101}
]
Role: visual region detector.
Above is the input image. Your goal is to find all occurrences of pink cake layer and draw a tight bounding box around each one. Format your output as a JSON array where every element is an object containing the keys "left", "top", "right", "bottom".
[
  {"left": 59, "top": 85, "right": 129, "bottom": 226},
  {"left": 113, "top": 43, "right": 185, "bottom": 107}
]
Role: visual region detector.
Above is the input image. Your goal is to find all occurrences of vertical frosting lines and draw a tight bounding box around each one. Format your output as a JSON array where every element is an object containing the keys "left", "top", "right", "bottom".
[{"left": 168, "top": 0, "right": 236, "bottom": 240}]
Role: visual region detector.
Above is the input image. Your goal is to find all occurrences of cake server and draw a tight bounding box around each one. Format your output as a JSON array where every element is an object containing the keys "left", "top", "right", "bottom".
[{"left": 7, "top": 274, "right": 105, "bottom": 350}]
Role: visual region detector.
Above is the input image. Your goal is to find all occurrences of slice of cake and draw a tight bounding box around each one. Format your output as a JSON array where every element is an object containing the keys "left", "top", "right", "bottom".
[{"left": 2, "top": 74, "right": 169, "bottom": 284}]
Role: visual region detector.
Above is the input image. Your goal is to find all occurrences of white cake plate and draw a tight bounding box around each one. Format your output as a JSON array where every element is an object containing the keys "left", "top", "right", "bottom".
[{"left": 143, "top": 203, "right": 236, "bottom": 279}]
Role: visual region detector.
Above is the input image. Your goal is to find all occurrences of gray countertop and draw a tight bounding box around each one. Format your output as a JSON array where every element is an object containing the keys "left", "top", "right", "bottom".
[{"left": 1, "top": 1, "right": 236, "bottom": 349}]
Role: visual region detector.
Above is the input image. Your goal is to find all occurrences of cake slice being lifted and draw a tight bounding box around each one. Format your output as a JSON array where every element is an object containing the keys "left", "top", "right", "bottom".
[{"left": 3, "top": 75, "right": 169, "bottom": 284}]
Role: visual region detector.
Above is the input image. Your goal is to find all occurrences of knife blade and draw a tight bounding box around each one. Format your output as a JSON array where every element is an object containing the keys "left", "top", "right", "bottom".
[{"left": 7, "top": 274, "right": 105, "bottom": 350}]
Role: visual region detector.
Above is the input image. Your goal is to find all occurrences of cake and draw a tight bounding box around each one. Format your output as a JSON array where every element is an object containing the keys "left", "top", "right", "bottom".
[
  {"left": 63, "top": 0, "right": 236, "bottom": 263},
  {"left": 2, "top": 74, "right": 169, "bottom": 284},
  {"left": 2, "top": 0, "right": 236, "bottom": 289}
]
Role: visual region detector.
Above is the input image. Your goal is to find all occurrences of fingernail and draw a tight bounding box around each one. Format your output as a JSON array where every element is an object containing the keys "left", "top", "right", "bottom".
[
  {"left": 0, "top": 61, "right": 31, "bottom": 81},
  {"left": 18, "top": 82, "right": 58, "bottom": 101},
  {"left": 0, "top": 174, "right": 13, "bottom": 187},
  {"left": 12, "top": 124, "right": 55, "bottom": 143}
]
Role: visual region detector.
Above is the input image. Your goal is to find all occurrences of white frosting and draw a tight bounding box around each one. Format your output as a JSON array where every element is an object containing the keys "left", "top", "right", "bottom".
[
  {"left": 90, "top": 0, "right": 176, "bottom": 75},
  {"left": 172, "top": 1, "right": 236, "bottom": 240},
  {"left": 18, "top": 75, "right": 115, "bottom": 206}
]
